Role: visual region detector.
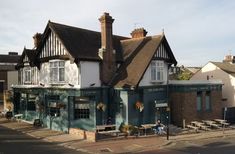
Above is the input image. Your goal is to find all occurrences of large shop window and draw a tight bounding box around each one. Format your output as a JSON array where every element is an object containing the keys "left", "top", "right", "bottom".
[
  {"left": 50, "top": 60, "right": 65, "bottom": 83},
  {"left": 196, "top": 91, "right": 202, "bottom": 112},
  {"left": 150, "top": 60, "right": 164, "bottom": 82},
  {"left": 205, "top": 91, "right": 211, "bottom": 111},
  {"left": 24, "top": 67, "right": 31, "bottom": 83},
  {"left": 27, "top": 94, "right": 37, "bottom": 111},
  {"left": 47, "top": 95, "right": 60, "bottom": 117},
  {"left": 74, "top": 97, "right": 90, "bottom": 119}
]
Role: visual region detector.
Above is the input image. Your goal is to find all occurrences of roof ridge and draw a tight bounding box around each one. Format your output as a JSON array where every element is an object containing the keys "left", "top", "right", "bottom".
[{"left": 49, "top": 21, "right": 128, "bottom": 39}]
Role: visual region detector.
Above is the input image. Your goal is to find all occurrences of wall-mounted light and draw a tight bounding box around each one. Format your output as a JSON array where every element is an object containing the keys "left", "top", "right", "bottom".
[
  {"left": 89, "top": 83, "right": 95, "bottom": 87},
  {"left": 68, "top": 83, "right": 74, "bottom": 87}
]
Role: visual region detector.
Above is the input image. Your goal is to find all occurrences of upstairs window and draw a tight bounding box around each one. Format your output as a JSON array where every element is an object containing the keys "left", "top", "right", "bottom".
[
  {"left": 24, "top": 67, "right": 31, "bottom": 83},
  {"left": 150, "top": 60, "right": 164, "bottom": 82},
  {"left": 50, "top": 60, "right": 65, "bottom": 83}
]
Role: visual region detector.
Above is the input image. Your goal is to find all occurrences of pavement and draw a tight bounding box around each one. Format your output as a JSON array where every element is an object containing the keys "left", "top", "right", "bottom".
[{"left": 1, "top": 117, "right": 235, "bottom": 154}]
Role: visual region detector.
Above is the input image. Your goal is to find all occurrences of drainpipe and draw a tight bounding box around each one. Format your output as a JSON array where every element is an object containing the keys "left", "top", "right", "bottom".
[{"left": 166, "top": 64, "right": 170, "bottom": 140}]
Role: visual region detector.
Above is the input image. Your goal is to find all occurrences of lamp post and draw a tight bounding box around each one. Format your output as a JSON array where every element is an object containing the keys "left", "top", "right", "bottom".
[{"left": 166, "top": 107, "right": 170, "bottom": 140}]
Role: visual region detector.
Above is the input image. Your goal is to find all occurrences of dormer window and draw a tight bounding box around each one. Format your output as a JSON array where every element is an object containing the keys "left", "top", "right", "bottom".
[
  {"left": 150, "top": 60, "right": 164, "bottom": 82},
  {"left": 50, "top": 60, "right": 65, "bottom": 84}
]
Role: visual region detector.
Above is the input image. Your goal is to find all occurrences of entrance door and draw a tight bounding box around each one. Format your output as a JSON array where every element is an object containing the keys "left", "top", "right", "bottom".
[{"left": 155, "top": 107, "right": 168, "bottom": 125}]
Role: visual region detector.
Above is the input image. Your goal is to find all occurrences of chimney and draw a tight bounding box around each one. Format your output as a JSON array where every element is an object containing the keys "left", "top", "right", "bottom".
[
  {"left": 223, "top": 54, "right": 235, "bottom": 63},
  {"left": 33, "top": 33, "right": 42, "bottom": 49},
  {"left": 98, "top": 12, "right": 116, "bottom": 85},
  {"left": 130, "top": 28, "right": 148, "bottom": 38}
]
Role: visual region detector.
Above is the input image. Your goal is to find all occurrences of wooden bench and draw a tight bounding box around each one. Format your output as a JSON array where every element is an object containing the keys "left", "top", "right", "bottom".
[
  {"left": 187, "top": 125, "right": 198, "bottom": 131},
  {"left": 98, "top": 130, "right": 121, "bottom": 136},
  {"left": 96, "top": 124, "right": 116, "bottom": 132}
]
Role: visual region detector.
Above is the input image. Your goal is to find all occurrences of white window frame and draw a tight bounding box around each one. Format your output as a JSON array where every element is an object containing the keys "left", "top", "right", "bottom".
[
  {"left": 24, "top": 67, "right": 31, "bottom": 83},
  {"left": 150, "top": 60, "right": 164, "bottom": 82},
  {"left": 49, "top": 60, "right": 65, "bottom": 84}
]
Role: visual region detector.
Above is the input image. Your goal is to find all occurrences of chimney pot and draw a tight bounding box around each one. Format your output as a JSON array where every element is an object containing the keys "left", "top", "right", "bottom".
[
  {"left": 33, "top": 33, "right": 42, "bottom": 49},
  {"left": 223, "top": 54, "right": 235, "bottom": 63},
  {"left": 130, "top": 28, "right": 148, "bottom": 38}
]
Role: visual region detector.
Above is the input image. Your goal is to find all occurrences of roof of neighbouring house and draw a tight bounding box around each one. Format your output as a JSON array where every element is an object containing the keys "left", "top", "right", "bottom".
[
  {"left": 184, "top": 67, "right": 201, "bottom": 74},
  {"left": 211, "top": 62, "right": 235, "bottom": 77},
  {"left": 0, "top": 53, "right": 20, "bottom": 71},
  {"left": 0, "top": 54, "right": 20, "bottom": 63}
]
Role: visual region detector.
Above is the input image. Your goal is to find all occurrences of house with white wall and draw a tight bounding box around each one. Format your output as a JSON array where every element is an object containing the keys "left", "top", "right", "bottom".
[
  {"left": 191, "top": 55, "right": 235, "bottom": 108},
  {"left": 12, "top": 13, "right": 179, "bottom": 136}
]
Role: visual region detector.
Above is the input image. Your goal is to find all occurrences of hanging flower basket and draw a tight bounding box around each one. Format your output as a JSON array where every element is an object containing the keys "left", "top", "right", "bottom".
[
  {"left": 135, "top": 101, "right": 144, "bottom": 112},
  {"left": 97, "top": 102, "right": 106, "bottom": 112}
]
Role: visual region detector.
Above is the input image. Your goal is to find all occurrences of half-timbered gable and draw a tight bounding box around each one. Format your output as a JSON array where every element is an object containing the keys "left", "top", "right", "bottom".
[
  {"left": 39, "top": 31, "right": 68, "bottom": 60},
  {"left": 153, "top": 43, "right": 169, "bottom": 60}
]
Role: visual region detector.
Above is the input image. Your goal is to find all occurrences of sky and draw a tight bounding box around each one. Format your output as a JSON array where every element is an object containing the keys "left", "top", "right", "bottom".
[{"left": 0, "top": 0, "right": 235, "bottom": 67}]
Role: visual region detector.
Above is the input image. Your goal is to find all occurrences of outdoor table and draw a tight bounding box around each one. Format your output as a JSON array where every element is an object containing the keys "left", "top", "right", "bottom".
[{"left": 141, "top": 124, "right": 156, "bottom": 136}]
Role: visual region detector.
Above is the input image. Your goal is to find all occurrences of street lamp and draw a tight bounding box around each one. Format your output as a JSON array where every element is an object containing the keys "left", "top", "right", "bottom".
[{"left": 166, "top": 107, "right": 170, "bottom": 140}]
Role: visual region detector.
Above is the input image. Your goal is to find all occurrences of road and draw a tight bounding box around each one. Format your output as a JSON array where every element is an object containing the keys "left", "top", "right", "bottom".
[
  {"left": 0, "top": 125, "right": 86, "bottom": 154},
  {"left": 138, "top": 136, "right": 235, "bottom": 154}
]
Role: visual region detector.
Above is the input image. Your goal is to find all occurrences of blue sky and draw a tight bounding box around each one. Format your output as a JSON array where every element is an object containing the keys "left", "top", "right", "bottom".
[{"left": 0, "top": 0, "right": 235, "bottom": 66}]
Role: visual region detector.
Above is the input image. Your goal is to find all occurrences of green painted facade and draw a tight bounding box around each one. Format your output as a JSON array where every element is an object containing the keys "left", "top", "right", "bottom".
[{"left": 13, "top": 85, "right": 170, "bottom": 132}]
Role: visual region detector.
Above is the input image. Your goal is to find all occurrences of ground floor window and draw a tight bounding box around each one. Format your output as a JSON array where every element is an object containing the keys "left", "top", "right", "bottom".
[
  {"left": 49, "top": 102, "right": 60, "bottom": 117},
  {"left": 27, "top": 94, "right": 37, "bottom": 111},
  {"left": 47, "top": 95, "right": 60, "bottom": 117},
  {"left": 197, "top": 91, "right": 202, "bottom": 112},
  {"left": 205, "top": 91, "right": 211, "bottom": 111},
  {"left": 74, "top": 97, "right": 90, "bottom": 119}
]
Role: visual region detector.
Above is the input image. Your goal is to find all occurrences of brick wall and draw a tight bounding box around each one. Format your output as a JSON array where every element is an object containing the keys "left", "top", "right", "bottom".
[
  {"left": 69, "top": 128, "right": 97, "bottom": 142},
  {"left": 170, "top": 90, "right": 222, "bottom": 127}
]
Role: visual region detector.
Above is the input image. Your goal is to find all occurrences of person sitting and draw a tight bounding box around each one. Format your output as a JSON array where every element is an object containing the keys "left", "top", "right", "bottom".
[
  {"left": 106, "top": 117, "right": 112, "bottom": 125},
  {"left": 154, "top": 120, "right": 165, "bottom": 135}
]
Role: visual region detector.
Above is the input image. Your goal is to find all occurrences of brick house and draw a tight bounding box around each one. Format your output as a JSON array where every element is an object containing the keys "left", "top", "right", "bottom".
[{"left": 169, "top": 80, "right": 222, "bottom": 127}]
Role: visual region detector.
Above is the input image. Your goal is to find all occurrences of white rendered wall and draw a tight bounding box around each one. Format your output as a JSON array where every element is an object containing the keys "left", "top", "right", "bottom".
[
  {"left": 139, "top": 62, "right": 168, "bottom": 86},
  {"left": 80, "top": 61, "right": 100, "bottom": 88},
  {"left": 39, "top": 60, "right": 79, "bottom": 86},
  {"left": 40, "top": 62, "right": 50, "bottom": 84}
]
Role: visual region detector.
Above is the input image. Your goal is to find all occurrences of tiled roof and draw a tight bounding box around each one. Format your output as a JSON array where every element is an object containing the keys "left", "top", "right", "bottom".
[
  {"left": 111, "top": 35, "right": 177, "bottom": 88},
  {"left": 211, "top": 62, "right": 235, "bottom": 76},
  {"left": 33, "top": 21, "right": 177, "bottom": 88},
  {"left": 43, "top": 21, "right": 128, "bottom": 62}
]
